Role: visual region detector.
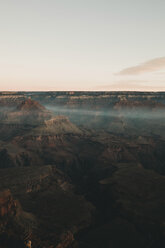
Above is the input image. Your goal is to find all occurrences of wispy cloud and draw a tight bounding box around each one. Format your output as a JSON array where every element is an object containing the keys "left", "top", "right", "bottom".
[{"left": 117, "top": 57, "right": 165, "bottom": 75}]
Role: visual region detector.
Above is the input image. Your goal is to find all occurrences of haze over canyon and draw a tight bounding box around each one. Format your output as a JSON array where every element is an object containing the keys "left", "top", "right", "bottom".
[{"left": 0, "top": 91, "right": 164, "bottom": 248}]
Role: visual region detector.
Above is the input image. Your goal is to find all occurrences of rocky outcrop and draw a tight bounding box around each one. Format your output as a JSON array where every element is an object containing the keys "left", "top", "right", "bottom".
[
  {"left": 34, "top": 116, "right": 82, "bottom": 135},
  {"left": 0, "top": 190, "right": 16, "bottom": 218},
  {"left": 0, "top": 143, "right": 38, "bottom": 168},
  {"left": 1, "top": 98, "right": 52, "bottom": 126},
  {"left": 56, "top": 231, "right": 74, "bottom": 248},
  {"left": 16, "top": 98, "right": 46, "bottom": 112}
]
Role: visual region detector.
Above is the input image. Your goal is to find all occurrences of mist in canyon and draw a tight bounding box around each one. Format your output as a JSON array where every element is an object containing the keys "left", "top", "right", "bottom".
[{"left": 0, "top": 92, "right": 165, "bottom": 248}]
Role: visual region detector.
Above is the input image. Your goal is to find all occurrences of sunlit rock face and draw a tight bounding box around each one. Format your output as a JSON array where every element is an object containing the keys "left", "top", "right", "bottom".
[{"left": 38, "top": 116, "right": 82, "bottom": 135}]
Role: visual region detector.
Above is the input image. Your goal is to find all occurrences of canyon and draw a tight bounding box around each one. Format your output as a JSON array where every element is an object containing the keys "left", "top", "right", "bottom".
[{"left": 0, "top": 91, "right": 165, "bottom": 248}]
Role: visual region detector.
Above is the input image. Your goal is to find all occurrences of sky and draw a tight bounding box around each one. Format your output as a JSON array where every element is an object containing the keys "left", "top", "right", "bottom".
[{"left": 0, "top": 0, "right": 165, "bottom": 91}]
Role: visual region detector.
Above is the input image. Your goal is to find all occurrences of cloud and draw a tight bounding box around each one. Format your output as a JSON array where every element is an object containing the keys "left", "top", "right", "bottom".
[{"left": 117, "top": 57, "right": 165, "bottom": 75}]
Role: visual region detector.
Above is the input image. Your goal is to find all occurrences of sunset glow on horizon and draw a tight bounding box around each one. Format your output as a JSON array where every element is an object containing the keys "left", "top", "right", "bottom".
[{"left": 0, "top": 0, "right": 165, "bottom": 91}]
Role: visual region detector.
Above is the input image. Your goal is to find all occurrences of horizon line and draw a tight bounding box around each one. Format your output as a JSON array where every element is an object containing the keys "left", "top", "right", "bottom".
[{"left": 1, "top": 90, "right": 165, "bottom": 93}]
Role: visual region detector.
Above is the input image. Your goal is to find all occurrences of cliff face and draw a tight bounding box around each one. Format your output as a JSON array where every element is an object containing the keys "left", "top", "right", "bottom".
[
  {"left": 1, "top": 91, "right": 165, "bottom": 109},
  {"left": 28, "top": 91, "right": 165, "bottom": 108}
]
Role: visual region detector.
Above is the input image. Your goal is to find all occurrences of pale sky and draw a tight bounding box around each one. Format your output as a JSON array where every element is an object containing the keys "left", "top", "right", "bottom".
[{"left": 0, "top": 0, "right": 165, "bottom": 91}]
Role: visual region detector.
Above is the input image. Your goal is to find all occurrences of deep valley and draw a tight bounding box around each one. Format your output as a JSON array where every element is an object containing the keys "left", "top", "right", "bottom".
[{"left": 0, "top": 91, "right": 165, "bottom": 248}]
